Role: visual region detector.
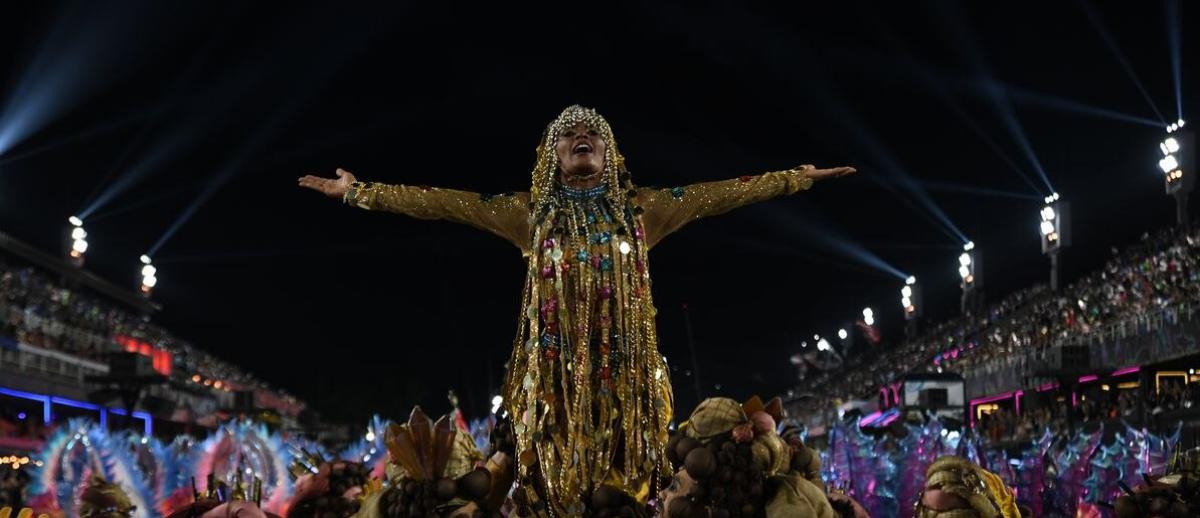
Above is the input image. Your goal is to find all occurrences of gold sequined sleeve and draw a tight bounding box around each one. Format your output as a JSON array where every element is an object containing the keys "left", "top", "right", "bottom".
[
  {"left": 344, "top": 182, "right": 531, "bottom": 252},
  {"left": 637, "top": 169, "right": 814, "bottom": 248}
]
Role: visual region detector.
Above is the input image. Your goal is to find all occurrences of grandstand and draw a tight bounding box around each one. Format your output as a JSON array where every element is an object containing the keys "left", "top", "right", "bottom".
[
  {"left": 798, "top": 226, "right": 1200, "bottom": 444},
  {"left": 0, "top": 229, "right": 307, "bottom": 456}
]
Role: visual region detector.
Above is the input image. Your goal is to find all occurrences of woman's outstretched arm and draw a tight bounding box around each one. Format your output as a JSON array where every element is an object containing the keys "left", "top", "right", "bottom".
[
  {"left": 299, "top": 168, "right": 531, "bottom": 251},
  {"left": 637, "top": 164, "right": 854, "bottom": 248}
]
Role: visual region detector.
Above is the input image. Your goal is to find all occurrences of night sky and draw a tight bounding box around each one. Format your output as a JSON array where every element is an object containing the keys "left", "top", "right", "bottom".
[{"left": 0, "top": 1, "right": 1191, "bottom": 424}]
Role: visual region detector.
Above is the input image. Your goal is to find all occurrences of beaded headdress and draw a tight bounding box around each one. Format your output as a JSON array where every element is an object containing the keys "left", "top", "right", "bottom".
[{"left": 529, "top": 105, "right": 629, "bottom": 216}]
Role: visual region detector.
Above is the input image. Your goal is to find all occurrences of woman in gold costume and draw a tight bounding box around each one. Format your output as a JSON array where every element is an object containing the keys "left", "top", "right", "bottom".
[{"left": 299, "top": 105, "right": 854, "bottom": 515}]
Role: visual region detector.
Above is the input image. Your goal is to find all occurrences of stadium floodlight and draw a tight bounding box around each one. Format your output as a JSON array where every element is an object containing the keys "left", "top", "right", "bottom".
[
  {"left": 959, "top": 240, "right": 982, "bottom": 314},
  {"left": 66, "top": 217, "right": 88, "bottom": 267},
  {"left": 139, "top": 255, "right": 157, "bottom": 297},
  {"left": 1160, "top": 155, "right": 1180, "bottom": 173},
  {"left": 1039, "top": 194, "right": 1071, "bottom": 290},
  {"left": 900, "top": 276, "right": 922, "bottom": 320},
  {"left": 816, "top": 337, "right": 832, "bottom": 351},
  {"left": 1160, "top": 119, "right": 1193, "bottom": 228},
  {"left": 862, "top": 307, "right": 875, "bottom": 326},
  {"left": 838, "top": 328, "right": 848, "bottom": 340}
]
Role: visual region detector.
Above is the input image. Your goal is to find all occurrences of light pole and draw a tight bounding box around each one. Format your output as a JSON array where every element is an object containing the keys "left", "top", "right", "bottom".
[
  {"left": 1039, "top": 193, "right": 1070, "bottom": 291},
  {"left": 901, "top": 276, "right": 922, "bottom": 340},
  {"left": 66, "top": 216, "right": 88, "bottom": 267},
  {"left": 958, "top": 241, "right": 982, "bottom": 316},
  {"left": 139, "top": 255, "right": 158, "bottom": 298},
  {"left": 1160, "top": 119, "right": 1193, "bottom": 230}
]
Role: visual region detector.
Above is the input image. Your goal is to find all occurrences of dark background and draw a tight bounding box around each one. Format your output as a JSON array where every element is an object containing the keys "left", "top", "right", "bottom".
[{"left": 0, "top": 1, "right": 1191, "bottom": 424}]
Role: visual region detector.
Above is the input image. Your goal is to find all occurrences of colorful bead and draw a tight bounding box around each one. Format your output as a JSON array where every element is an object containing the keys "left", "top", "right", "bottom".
[
  {"left": 600, "top": 257, "right": 613, "bottom": 271},
  {"left": 576, "top": 249, "right": 589, "bottom": 262},
  {"left": 541, "top": 264, "right": 555, "bottom": 278},
  {"left": 599, "top": 286, "right": 613, "bottom": 300},
  {"left": 739, "top": 175, "right": 753, "bottom": 182},
  {"left": 590, "top": 254, "right": 602, "bottom": 269},
  {"left": 670, "top": 186, "right": 686, "bottom": 199},
  {"left": 543, "top": 238, "right": 556, "bottom": 249}
]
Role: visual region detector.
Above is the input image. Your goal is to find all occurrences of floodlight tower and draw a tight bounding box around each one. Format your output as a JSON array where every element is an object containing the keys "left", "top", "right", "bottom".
[
  {"left": 1038, "top": 193, "right": 1070, "bottom": 291},
  {"left": 138, "top": 255, "right": 158, "bottom": 298},
  {"left": 958, "top": 241, "right": 982, "bottom": 315},
  {"left": 66, "top": 216, "right": 88, "bottom": 267},
  {"left": 900, "top": 275, "right": 922, "bottom": 340},
  {"left": 1160, "top": 119, "right": 1193, "bottom": 230}
]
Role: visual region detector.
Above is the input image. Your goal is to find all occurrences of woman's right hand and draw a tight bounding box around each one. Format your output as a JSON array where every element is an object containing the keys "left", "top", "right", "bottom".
[{"left": 298, "top": 168, "right": 357, "bottom": 199}]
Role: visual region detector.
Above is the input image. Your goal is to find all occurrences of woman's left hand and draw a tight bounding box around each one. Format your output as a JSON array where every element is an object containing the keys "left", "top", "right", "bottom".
[{"left": 797, "top": 164, "right": 856, "bottom": 181}]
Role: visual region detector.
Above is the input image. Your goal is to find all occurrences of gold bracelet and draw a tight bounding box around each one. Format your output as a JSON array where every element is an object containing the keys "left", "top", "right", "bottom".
[{"left": 343, "top": 182, "right": 365, "bottom": 206}]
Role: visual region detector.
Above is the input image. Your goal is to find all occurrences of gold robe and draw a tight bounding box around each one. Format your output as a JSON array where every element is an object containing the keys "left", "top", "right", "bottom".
[{"left": 347, "top": 170, "right": 813, "bottom": 514}]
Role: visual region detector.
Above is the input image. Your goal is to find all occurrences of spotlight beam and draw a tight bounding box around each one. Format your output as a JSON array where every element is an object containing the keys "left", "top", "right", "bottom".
[
  {"left": 928, "top": 78, "right": 1046, "bottom": 197},
  {"left": 0, "top": 112, "right": 144, "bottom": 168},
  {"left": 86, "top": 181, "right": 201, "bottom": 223},
  {"left": 917, "top": 179, "right": 1042, "bottom": 201},
  {"left": 0, "top": 3, "right": 163, "bottom": 157},
  {"left": 930, "top": 2, "right": 1056, "bottom": 194},
  {"left": 1000, "top": 82, "right": 1163, "bottom": 128},
  {"left": 1079, "top": 0, "right": 1168, "bottom": 124},
  {"left": 145, "top": 10, "right": 395, "bottom": 256},
  {"left": 712, "top": 230, "right": 905, "bottom": 281},
  {"left": 76, "top": 31, "right": 222, "bottom": 217},
  {"left": 795, "top": 69, "right": 971, "bottom": 245},
  {"left": 978, "top": 81, "right": 1056, "bottom": 194},
  {"left": 836, "top": 34, "right": 1048, "bottom": 197},
  {"left": 753, "top": 204, "right": 909, "bottom": 281},
  {"left": 147, "top": 147, "right": 251, "bottom": 257},
  {"left": 640, "top": 7, "right": 971, "bottom": 250},
  {"left": 1166, "top": 0, "right": 1183, "bottom": 121}
]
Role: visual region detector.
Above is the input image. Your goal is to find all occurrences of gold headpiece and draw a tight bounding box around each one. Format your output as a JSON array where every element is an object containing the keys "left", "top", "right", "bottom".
[
  {"left": 914, "top": 457, "right": 1020, "bottom": 518},
  {"left": 383, "top": 406, "right": 483, "bottom": 482},
  {"left": 529, "top": 105, "right": 630, "bottom": 216},
  {"left": 79, "top": 474, "right": 136, "bottom": 518}
]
